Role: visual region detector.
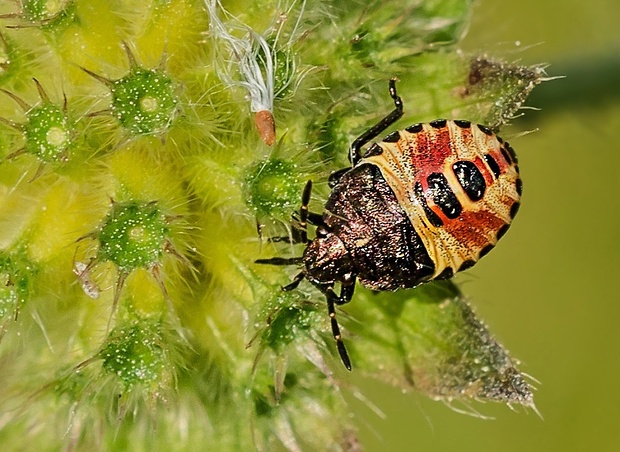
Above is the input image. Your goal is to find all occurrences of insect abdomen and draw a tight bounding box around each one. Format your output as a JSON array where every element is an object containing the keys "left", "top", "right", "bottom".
[{"left": 360, "top": 120, "right": 522, "bottom": 279}]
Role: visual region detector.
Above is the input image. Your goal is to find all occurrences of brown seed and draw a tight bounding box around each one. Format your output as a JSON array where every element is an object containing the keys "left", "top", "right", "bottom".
[{"left": 254, "top": 110, "right": 276, "bottom": 146}]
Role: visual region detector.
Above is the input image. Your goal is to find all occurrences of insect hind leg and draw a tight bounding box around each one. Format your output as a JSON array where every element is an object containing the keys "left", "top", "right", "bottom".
[{"left": 349, "top": 78, "right": 404, "bottom": 166}]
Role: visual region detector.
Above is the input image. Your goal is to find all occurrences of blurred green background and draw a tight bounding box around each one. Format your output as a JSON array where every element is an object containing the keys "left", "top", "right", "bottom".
[{"left": 351, "top": 0, "right": 620, "bottom": 450}]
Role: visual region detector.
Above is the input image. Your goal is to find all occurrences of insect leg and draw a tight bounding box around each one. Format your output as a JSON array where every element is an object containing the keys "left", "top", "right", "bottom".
[
  {"left": 282, "top": 272, "right": 305, "bottom": 291},
  {"left": 349, "top": 78, "right": 404, "bottom": 166},
  {"left": 324, "top": 286, "right": 352, "bottom": 371},
  {"left": 297, "top": 180, "right": 312, "bottom": 244},
  {"left": 268, "top": 215, "right": 325, "bottom": 243},
  {"left": 271, "top": 180, "right": 317, "bottom": 243},
  {"left": 311, "top": 283, "right": 352, "bottom": 370},
  {"left": 305, "top": 211, "right": 325, "bottom": 226},
  {"left": 267, "top": 233, "right": 305, "bottom": 244},
  {"left": 335, "top": 278, "right": 356, "bottom": 305},
  {"left": 261, "top": 180, "right": 325, "bottom": 244},
  {"left": 255, "top": 256, "right": 304, "bottom": 265},
  {"left": 328, "top": 167, "right": 349, "bottom": 188}
]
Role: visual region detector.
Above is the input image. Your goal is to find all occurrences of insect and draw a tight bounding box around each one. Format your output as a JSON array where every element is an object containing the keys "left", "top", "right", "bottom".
[{"left": 257, "top": 79, "right": 522, "bottom": 370}]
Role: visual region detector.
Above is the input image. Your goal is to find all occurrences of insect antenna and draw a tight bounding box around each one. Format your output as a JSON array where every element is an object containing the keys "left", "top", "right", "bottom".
[{"left": 255, "top": 256, "right": 304, "bottom": 266}]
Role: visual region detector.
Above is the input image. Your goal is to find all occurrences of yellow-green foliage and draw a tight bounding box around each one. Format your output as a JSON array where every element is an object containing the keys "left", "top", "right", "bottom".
[{"left": 0, "top": 0, "right": 545, "bottom": 449}]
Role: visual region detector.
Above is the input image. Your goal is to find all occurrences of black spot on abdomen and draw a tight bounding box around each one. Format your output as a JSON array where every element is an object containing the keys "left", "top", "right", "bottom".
[
  {"left": 458, "top": 259, "right": 476, "bottom": 272},
  {"left": 429, "top": 119, "right": 447, "bottom": 129},
  {"left": 496, "top": 223, "right": 510, "bottom": 240},
  {"left": 365, "top": 143, "right": 383, "bottom": 158},
  {"left": 515, "top": 178, "right": 523, "bottom": 196},
  {"left": 453, "top": 120, "right": 471, "bottom": 129},
  {"left": 427, "top": 173, "right": 462, "bottom": 219},
  {"left": 484, "top": 154, "right": 501, "bottom": 178},
  {"left": 405, "top": 123, "right": 423, "bottom": 133},
  {"left": 479, "top": 243, "right": 494, "bottom": 258},
  {"left": 415, "top": 181, "right": 443, "bottom": 227},
  {"left": 477, "top": 124, "right": 493, "bottom": 136},
  {"left": 435, "top": 267, "right": 454, "bottom": 280},
  {"left": 383, "top": 131, "right": 401, "bottom": 143},
  {"left": 452, "top": 160, "right": 486, "bottom": 201},
  {"left": 510, "top": 201, "right": 520, "bottom": 219}
]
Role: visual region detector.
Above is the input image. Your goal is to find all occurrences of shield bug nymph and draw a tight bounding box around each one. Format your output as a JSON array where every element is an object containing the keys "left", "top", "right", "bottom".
[{"left": 257, "top": 79, "right": 522, "bottom": 370}]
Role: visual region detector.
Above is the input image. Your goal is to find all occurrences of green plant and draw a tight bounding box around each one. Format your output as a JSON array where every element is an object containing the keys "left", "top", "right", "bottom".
[{"left": 0, "top": 0, "right": 546, "bottom": 449}]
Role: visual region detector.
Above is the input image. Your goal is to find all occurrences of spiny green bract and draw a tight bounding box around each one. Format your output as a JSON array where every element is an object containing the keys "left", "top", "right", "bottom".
[
  {"left": 111, "top": 68, "right": 177, "bottom": 136},
  {"left": 97, "top": 201, "right": 168, "bottom": 272},
  {"left": 244, "top": 158, "right": 302, "bottom": 218},
  {"left": 22, "top": 0, "right": 72, "bottom": 22},
  {"left": 465, "top": 56, "right": 547, "bottom": 128},
  {"left": 100, "top": 319, "right": 168, "bottom": 389},
  {"left": 312, "top": 114, "right": 351, "bottom": 162},
  {"left": 0, "top": 33, "right": 19, "bottom": 82},
  {"left": 259, "top": 291, "right": 322, "bottom": 352},
  {"left": 0, "top": 251, "right": 36, "bottom": 320},
  {"left": 24, "top": 103, "right": 70, "bottom": 162}
]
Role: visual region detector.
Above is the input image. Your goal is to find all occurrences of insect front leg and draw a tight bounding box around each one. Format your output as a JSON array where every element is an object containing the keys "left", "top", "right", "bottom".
[{"left": 281, "top": 271, "right": 305, "bottom": 291}]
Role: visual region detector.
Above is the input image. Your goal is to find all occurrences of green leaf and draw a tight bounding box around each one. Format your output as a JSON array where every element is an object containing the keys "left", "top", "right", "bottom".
[{"left": 348, "top": 281, "right": 534, "bottom": 406}]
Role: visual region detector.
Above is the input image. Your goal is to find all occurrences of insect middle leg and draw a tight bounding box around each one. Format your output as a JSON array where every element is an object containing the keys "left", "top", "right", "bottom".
[{"left": 349, "top": 78, "right": 404, "bottom": 166}]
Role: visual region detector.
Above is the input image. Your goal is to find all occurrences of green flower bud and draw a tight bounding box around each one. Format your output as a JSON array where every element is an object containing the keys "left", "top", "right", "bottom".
[
  {"left": 244, "top": 159, "right": 301, "bottom": 218},
  {"left": 97, "top": 201, "right": 168, "bottom": 272},
  {"left": 100, "top": 320, "right": 167, "bottom": 389},
  {"left": 111, "top": 69, "right": 177, "bottom": 135},
  {"left": 23, "top": 103, "right": 70, "bottom": 162}
]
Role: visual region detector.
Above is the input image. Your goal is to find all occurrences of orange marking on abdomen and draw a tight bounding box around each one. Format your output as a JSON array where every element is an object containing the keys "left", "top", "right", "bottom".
[{"left": 444, "top": 209, "right": 505, "bottom": 249}]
